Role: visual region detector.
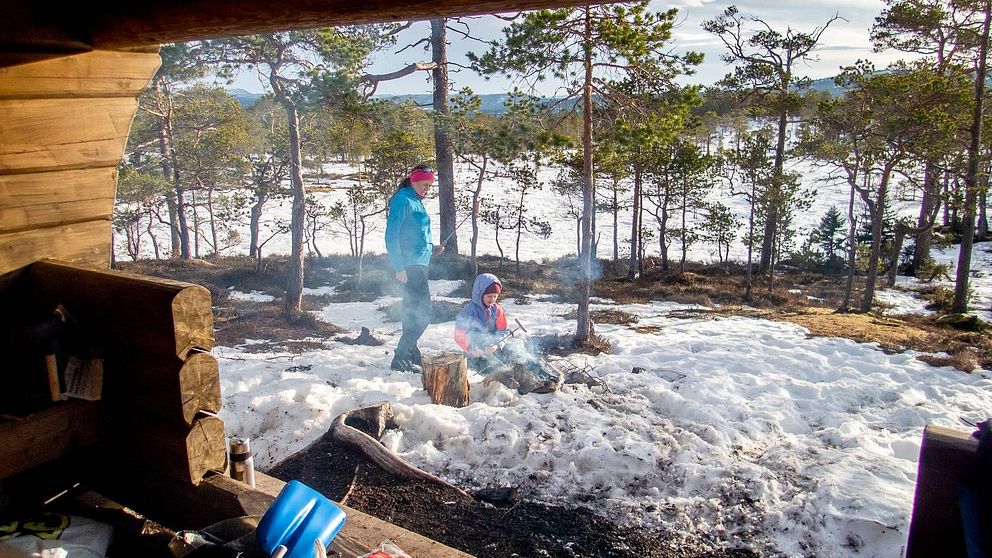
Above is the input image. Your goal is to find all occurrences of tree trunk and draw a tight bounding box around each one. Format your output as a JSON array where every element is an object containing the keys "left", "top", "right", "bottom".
[
  {"left": 943, "top": 169, "right": 951, "bottom": 226},
  {"left": 886, "top": 223, "right": 907, "bottom": 287},
  {"left": 861, "top": 172, "right": 891, "bottom": 312},
  {"left": 574, "top": 7, "right": 594, "bottom": 345},
  {"left": 977, "top": 174, "right": 989, "bottom": 241},
  {"left": 659, "top": 205, "right": 669, "bottom": 272},
  {"left": 165, "top": 113, "right": 191, "bottom": 260},
  {"left": 153, "top": 80, "right": 182, "bottom": 259},
  {"left": 975, "top": 171, "right": 989, "bottom": 242},
  {"left": 954, "top": 0, "right": 990, "bottom": 313},
  {"left": 745, "top": 178, "right": 757, "bottom": 301},
  {"left": 249, "top": 197, "right": 264, "bottom": 260},
  {"left": 679, "top": 189, "right": 688, "bottom": 273},
  {"left": 283, "top": 99, "right": 306, "bottom": 313},
  {"left": 431, "top": 19, "right": 458, "bottom": 255},
  {"left": 841, "top": 179, "right": 858, "bottom": 311},
  {"left": 612, "top": 180, "right": 619, "bottom": 262},
  {"left": 627, "top": 163, "right": 641, "bottom": 280},
  {"left": 912, "top": 163, "right": 941, "bottom": 273},
  {"left": 759, "top": 109, "right": 788, "bottom": 273},
  {"left": 471, "top": 158, "right": 485, "bottom": 278}
]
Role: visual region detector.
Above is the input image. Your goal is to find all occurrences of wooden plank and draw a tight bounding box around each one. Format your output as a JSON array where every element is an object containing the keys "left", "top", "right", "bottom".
[
  {"left": 0, "top": 220, "right": 110, "bottom": 275},
  {"left": 76, "top": 468, "right": 473, "bottom": 557},
  {"left": 0, "top": 50, "right": 160, "bottom": 99},
  {"left": 905, "top": 423, "right": 979, "bottom": 557},
  {"left": 0, "top": 400, "right": 102, "bottom": 479},
  {"left": 0, "top": 168, "right": 117, "bottom": 233},
  {"left": 105, "top": 350, "right": 221, "bottom": 426},
  {"left": 0, "top": 97, "right": 138, "bottom": 173},
  {"left": 26, "top": 259, "right": 215, "bottom": 359},
  {"left": 253, "top": 473, "right": 475, "bottom": 558}
]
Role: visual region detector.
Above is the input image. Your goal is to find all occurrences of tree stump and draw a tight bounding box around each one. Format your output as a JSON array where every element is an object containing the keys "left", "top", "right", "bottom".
[{"left": 421, "top": 352, "right": 469, "bottom": 407}]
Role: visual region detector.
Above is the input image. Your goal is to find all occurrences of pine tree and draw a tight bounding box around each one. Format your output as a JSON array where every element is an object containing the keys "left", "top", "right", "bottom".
[
  {"left": 814, "top": 206, "right": 847, "bottom": 269},
  {"left": 470, "top": 2, "right": 700, "bottom": 343}
]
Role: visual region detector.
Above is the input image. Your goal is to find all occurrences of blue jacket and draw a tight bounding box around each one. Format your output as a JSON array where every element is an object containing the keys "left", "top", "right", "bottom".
[
  {"left": 454, "top": 273, "right": 508, "bottom": 352},
  {"left": 385, "top": 186, "right": 433, "bottom": 272}
]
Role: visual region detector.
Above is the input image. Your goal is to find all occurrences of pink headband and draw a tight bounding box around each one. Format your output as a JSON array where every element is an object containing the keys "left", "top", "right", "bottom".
[{"left": 409, "top": 169, "right": 435, "bottom": 183}]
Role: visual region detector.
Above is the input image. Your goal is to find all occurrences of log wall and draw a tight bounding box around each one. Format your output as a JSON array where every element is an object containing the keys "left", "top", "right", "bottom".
[
  {"left": 0, "top": 260, "right": 224, "bottom": 488},
  {"left": 0, "top": 49, "right": 160, "bottom": 275}
]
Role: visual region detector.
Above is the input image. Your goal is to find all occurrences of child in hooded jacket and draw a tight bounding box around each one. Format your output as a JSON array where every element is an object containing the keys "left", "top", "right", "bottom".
[
  {"left": 453, "top": 275, "right": 559, "bottom": 394},
  {"left": 454, "top": 273, "right": 507, "bottom": 371}
]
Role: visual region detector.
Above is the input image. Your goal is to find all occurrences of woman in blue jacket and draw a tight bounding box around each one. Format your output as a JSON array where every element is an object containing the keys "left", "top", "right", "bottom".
[{"left": 385, "top": 164, "right": 443, "bottom": 371}]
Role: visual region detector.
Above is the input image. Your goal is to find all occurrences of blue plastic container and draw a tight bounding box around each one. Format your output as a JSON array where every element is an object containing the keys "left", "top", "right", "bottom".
[{"left": 256, "top": 480, "right": 347, "bottom": 558}]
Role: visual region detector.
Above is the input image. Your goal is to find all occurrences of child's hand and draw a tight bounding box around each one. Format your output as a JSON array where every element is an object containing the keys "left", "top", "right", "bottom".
[{"left": 468, "top": 346, "right": 495, "bottom": 357}]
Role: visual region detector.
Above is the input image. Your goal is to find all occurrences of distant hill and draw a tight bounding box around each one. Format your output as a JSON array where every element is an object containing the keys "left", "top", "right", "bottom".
[
  {"left": 375, "top": 93, "right": 514, "bottom": 114},
  {"left": 807, "top": 76, "right": 845, "bottom": 96},
  {"left": 229, "top": 88, "right": 264, "bottom": 108}
]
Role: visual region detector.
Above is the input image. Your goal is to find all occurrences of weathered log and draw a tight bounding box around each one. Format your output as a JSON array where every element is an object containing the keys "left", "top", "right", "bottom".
[
  {"left": 329, "top": 402, "right": 469, "bottom": 498},
  {"left": 421, "top": 352, "right": 469, "bottom": 407},
  {"left": 0, "top": 50, "right": 161, "bottom": 99},
  {"left": 0, "top": 97, "right": 137, "bottom": 174},
  {"left": 0, "top": 221, "right": 110, "bottom": 274},
  {"left": 0, "top": 400, "right": 102, "bottom": 479},
  {"left": 25, "top": 259, "right": 214, "bottom": 359},
  {"left": 104, "top": 350, "right": 221, "bottom": 426},
  {"left": 0, "top": 168, "right": 116, "bottom": 235},
  {"left": 113, "top": 412, "right": 227, "bottom": 486}
]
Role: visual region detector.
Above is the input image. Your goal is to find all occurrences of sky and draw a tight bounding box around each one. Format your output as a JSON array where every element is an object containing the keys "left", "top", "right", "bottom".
[
  {"left": 229, "top": 0, "right": 910, "bottom": 96},
  {"left": 111, "top": 156, "right": 992, "bottom": 556}
]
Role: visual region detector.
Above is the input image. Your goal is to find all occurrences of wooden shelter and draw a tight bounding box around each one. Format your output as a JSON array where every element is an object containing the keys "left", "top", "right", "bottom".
[{"left": 0, "top": 1, "right": 601, "bottom": 556}]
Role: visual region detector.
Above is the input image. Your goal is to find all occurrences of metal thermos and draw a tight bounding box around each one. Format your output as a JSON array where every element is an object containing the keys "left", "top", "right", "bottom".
[{"left": 229, "top": 437, "right": 256, "bottom": 488}]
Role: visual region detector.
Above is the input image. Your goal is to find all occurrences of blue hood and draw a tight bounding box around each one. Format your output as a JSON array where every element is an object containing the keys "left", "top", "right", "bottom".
[{"left": 470, "top": 273, "right": 501, "bottom": 309}]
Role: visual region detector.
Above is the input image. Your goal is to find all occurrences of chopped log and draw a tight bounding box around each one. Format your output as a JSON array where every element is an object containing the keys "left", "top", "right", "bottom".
[
  {"left": 0, "top": 97, "right": 138, "bottom": 174},
  {"left": 113, "top": 412, "right": 227, "bottom": 486},
  {"left": 0, "top": 168, "right": 116, "bottom": 234},
  {"left": 25, "top": 259, "right": 214, "bottom": 359},
  {"left": 0, "top": 221, "right": 110, "bottom": 275},
  {"left": 104, "top": 350, "right": 221, "bottom": 426},
  {"left": 329, "top": 402, "right": 469, "bottom": 498},
  {"left": 0, "top": 400, "right": 102, "bottom": 479},
  {"left": 421, "top": 352, "right": 469, "bottom": 407},
  {"left": 906, "top": 423, "right": 979, "bottom": 557}
]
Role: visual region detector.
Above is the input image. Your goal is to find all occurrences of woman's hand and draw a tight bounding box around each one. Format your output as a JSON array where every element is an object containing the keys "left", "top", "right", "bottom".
[
  {"left": 395, "top": 270, "right": 407, "bottom": 283},
  {"left": 434, "top": 243, "right": 445, "bottom": 255}
]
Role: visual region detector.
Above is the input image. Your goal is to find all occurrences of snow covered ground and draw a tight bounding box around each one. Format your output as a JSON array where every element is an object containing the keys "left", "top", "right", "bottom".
[
  {"left": 217, "top": 274, "right": 991, "bottom": 557},
  {"left": 137, "top": 158, "right": 992, "bottom": 556}
]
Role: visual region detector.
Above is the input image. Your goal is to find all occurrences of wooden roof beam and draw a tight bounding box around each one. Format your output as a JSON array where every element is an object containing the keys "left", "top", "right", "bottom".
[{"left": 2, "top": 0, "right": 607, "bottom": 53}]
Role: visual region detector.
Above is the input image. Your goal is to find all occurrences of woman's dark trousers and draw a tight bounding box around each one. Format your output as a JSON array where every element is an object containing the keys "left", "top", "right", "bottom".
[{"left": 394, "top": 265, "right": 431, "bottom": 368}]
